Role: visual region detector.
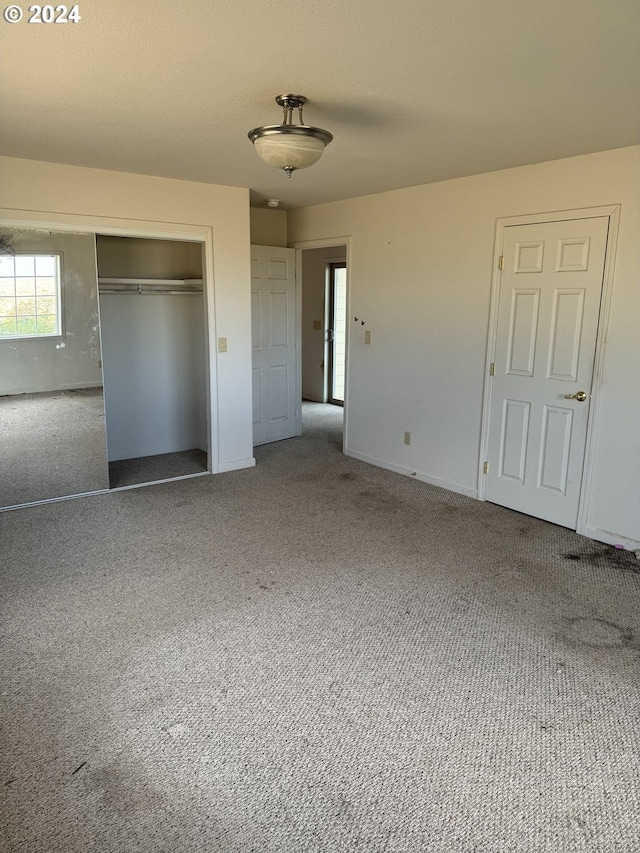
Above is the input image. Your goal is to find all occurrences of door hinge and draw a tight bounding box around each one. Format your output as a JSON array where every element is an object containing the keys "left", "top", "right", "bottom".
[
  {"left": 490, "top": 362, "right": 495, "bottom": 376},
  {"left": 498, "top": 255, "right": 503, "bottom": 271},
  {"left": 483, "top": 461, "right": 489, "bottom": 474}
]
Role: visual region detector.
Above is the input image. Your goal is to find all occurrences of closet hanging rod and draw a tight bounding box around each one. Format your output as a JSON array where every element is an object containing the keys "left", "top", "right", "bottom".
[
  {"left": 98, "top": 277, "right": 203, "bottom": 286},
  {"left": 99, "top": 287, "right": 203, "bottom": 295}
]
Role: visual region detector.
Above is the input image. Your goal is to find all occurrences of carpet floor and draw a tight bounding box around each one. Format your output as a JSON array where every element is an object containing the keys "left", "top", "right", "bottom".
[
  {"left": 1, "top": 403, "right": 638, "bottom": 852},
  {"left": 109, "top": 449, "right": 208, "bottom": 489},
  {"left": 0, "top": 388, "right": 109, "bottom": 507}
]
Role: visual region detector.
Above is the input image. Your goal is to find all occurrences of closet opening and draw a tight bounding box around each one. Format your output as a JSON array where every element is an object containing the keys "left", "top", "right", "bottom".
[{"left": 96, "top": 235, "right": 209, "bottom": 489}]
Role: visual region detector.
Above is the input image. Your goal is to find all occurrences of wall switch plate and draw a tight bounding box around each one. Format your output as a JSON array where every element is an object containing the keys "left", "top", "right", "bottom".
[
  {"left": 218, "top": 337, "right": 227, "bottom": 353},
  {"left": 404, "top": 431, "right": 411, "bottom": 445},
  {"left": 313, "top": 319, "right": 322, "bottom": 330},
  {"left": 364, "top": 330, "right": 372, "bottom": 345}
]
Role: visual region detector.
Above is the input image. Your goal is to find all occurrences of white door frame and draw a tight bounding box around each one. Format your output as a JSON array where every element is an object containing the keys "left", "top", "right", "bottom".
[
  {"left": 0, "top": 207, "right": 220, "bottom": 476},
  {"left": 290, "top": 236, "right": 352, "bottom": 450},
  {"left": 478, "top": 205, "right": 621, "bottom": 535}
]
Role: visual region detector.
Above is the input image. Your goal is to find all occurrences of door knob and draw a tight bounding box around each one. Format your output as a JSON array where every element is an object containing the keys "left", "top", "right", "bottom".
[{"left": 564, "top": 391, "right": 588, "bottom": 402}]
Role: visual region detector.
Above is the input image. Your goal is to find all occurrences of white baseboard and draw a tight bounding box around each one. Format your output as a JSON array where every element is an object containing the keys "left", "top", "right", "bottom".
[
  {"left": 578, "top": 525, "right": 640, "bottom": 551},
  {"left": 344, "top": 448, "right": 478, "bottom": 499},
  {"left": 2, "top": 381, "right": 102, "bottom": 396},
  {"left": 302, "top": 394, "right": 325, "bottom": 403},
  {"left": 217, "top": 457, "right": 256, "bottom": 474}
]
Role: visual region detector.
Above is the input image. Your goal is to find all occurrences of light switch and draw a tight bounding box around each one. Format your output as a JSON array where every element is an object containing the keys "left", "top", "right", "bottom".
[
  {"left": 313, "top": 319, "right": 322, "bottom": 330},
  {"left": 218, "top": 337, "right": 228, "bottom": 353},
  {"left": 364, "top": 330, "right": 372, "bottom": 345}
]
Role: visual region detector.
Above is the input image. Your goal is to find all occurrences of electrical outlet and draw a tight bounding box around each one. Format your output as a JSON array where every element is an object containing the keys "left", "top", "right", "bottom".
[
  {"left": 218, "top": 337, "right": 228, "bottom": 353},
  {"left": 404, "top": 431, "right": 411, "bottom": 445},
  {"left": 364, "top": 330, "right": 372, "bottom": 345}
]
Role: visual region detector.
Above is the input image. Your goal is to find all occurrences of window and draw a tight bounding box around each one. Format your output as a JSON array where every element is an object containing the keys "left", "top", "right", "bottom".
[{"left": 0, "top": 254, "right": 62, "bottom": 338}]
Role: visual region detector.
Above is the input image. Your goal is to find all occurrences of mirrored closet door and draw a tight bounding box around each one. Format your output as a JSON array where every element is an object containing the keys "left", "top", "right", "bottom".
[{"left": 0, "top": 227, "right": 109, "bottom": 508}]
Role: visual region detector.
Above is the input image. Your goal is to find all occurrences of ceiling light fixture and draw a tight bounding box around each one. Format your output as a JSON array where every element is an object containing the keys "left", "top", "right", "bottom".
[{"left": 248, "top": 95, "right": 333, "bottom": 178}]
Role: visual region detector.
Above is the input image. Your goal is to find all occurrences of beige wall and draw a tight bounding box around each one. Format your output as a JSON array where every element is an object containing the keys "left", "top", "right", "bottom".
[
  {"left": 96, "top": 235, "right": 203, "bottom": 280},
  {"left": 0, "top": 156, "right": 254, "bottom": 472},
  {"left": 250, "top": 208, "right": 288, "bottom": 247},
  {"left": 289, "top": 146, "right": 640, "bottom": 547}
]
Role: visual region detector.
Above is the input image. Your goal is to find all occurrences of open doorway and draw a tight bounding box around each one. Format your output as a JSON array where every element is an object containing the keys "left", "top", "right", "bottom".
[
  {"left": 297, "top": 241, "right": 348, "bottom": 447},
  {"left": 327, "top": 261, "right": 347, "bottom": 405}
]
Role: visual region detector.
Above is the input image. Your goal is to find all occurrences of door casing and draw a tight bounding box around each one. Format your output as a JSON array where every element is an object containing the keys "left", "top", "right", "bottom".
[{"left": 479, "top": 205, "right": 621, "bottom": 536}]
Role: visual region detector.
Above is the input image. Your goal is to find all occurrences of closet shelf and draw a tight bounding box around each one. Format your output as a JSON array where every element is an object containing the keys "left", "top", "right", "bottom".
[{"left": 98, "top": 277, "right": 204, "bottom": 295}]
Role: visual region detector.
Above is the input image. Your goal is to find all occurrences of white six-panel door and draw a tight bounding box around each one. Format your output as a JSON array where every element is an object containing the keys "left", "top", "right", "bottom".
[
  {"left": 251, "top": 245, "right": 299, "bottom": 446},
  {"left": 485, "top": 216, "right": 609, "bottom": 528}
]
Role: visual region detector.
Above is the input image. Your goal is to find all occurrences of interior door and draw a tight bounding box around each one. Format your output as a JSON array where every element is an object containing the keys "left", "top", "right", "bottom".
[
  {"left": 485, "top": 216, "right": 609, "bottom": 528},
  {"left": 251, "top": 244, "right": 298, "bottom": 445}
]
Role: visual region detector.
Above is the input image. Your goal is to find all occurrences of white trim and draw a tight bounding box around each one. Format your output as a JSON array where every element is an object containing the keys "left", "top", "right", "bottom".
[
  {"left": 289, "top": 236, "right": 352, "bottom": 250},
  {"left": 0, "top": 208, "right": 209, "bottom": 241},
  {"left": 108, "top": 471, "right": 211, "bottom": 492},
  {"left": 295, "top": 248, "right": 303, "bottom": 436},
  {"left": 290, "top": 236, "right": 351, "bottom": 451},
  {"left": 201, "top": 227, "right": 219, "bottom": 474},
  {"left": 347, "top": 449, "right": 478, "bottom": 499},
  {"left": 2, "top": 380, "right": 103, "bottom": 395},
  {"left": 218, "top": 457, "right": 256, "bottom": 473},
  {"left": 478, "top": 205, "right": 621, "bottom": 538},
  {"left": 0, "top": 470, "right": 219, "bottom": 512},
  {"left": 0, "top": 488, "right": 111, "bottom": 512},
  {"left": 0, "top": 207, "right": 220, "bottom": 478},
  {"left": 575, "top": 206, "right": 620, "bottom": 539},
  {"left": 580, "top": 526, "right": 640, "bottom": 552}
]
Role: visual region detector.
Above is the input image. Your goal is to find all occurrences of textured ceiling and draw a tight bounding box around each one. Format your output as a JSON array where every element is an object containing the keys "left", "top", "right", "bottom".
[{"left": 1, "top": 0, "right": 638, "bottom": 209}]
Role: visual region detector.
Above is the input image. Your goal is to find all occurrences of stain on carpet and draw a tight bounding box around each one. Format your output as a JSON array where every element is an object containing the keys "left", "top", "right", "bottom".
[
  {"left": 563, "top": 616, "right": 636, "bottom": 650},
  {"left": 356, "top": 487, "right": 402, "bottom": 512},
  {"left": 561, "top": 544, "right": 640, "bottom": 574}
]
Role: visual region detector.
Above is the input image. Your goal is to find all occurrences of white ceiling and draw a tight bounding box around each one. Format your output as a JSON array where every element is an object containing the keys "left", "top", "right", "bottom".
[{"left": 1, "top": 0, "right": 638, "bottom": 210}]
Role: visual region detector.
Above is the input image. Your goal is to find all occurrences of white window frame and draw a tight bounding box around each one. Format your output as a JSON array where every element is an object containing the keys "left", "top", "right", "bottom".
[{"left": 0, "top": 252, "right": 64, "bottom": 340}]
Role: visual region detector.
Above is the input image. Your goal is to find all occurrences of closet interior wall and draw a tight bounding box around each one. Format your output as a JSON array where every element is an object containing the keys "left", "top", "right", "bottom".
[{"left": 96, "top": 236, "right": 208, "bottom": 473}]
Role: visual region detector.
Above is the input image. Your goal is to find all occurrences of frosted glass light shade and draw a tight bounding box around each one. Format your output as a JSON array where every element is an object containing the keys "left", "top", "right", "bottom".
[
  {"left": 253, "top": 133, "right": 326, "bottom": 171},
  {"left": 249, "top": 96, "right": 333, "bottom": 176}
]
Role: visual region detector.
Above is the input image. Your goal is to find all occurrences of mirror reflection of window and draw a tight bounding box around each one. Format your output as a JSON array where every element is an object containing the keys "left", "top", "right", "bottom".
[{"left": 0, "top": 253, "right": 62, "bottom": 338}]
